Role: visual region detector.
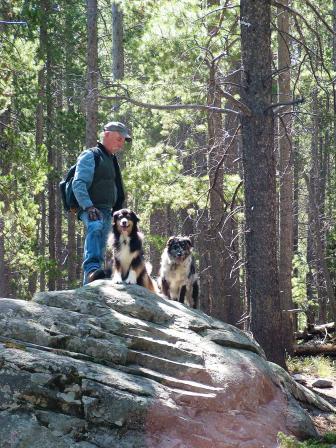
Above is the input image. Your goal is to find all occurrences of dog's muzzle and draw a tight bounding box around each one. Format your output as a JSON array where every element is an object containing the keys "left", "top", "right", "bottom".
[
  {"left": 171, "top": 250, "right": 186, "bottom": 261},
  {"left": 120, "top": 218, "right": 129, "bottom": 229}
]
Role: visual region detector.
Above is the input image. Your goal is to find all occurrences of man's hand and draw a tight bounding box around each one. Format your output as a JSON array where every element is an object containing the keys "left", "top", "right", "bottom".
[{"left": 86, "top": 206, "right": 102, "bottom": 221}]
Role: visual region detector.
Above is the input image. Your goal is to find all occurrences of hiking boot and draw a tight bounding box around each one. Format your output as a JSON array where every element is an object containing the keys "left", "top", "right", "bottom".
[{"left": 87, "top": 268, "right": 112, "bottom": 283}]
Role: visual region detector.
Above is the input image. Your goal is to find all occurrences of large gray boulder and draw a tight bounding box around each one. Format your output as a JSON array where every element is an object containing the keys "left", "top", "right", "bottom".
[{"left": 0, "top": 281, "right": 333, "bottom": 448}]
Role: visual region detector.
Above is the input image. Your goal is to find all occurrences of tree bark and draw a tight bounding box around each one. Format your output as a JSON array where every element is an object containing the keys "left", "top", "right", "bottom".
[
  {"left": 192, "top": 131, "right": 211, "bottom": 314},
  {"left": 240, "top": 0, "right": 286, "bottom": 367},
  {"left": 207, "top": 62, "right": 230, "bottom": 322},
  {"left": 204, "top": 0, "right": 241, "bottom": 324},
  {"left": 46, "top": 66, "right": 56, "bottom": 291},
  {"left": 39, "top": 0, "right": 56, "bottom": 291},
  {"left": 0, "top": 4, "right": 12, "bottom": 298},
  {"left": 65, "top": 11, "right": 78, "bottom": 288},
  {"left": 277, "top": 0, "right": 294, "bottom": 354},
  {"left": 307, "top": 90, "right": 336, "bottom": 321},
  {"left": 149, "top": 209, "right": 169, "bottom": 276},
  {"left": 36, "top": 3, "right": 48, "bottom": 293},
  {"left": 86, "top": 0, "right": 98, "bottom": 148},
  {"left": 304, "top": 173, "right": 336, "bottom": 320},
  {"left": 76, "top": 232, "right": 83, "bottom": 282},
  {"left": 222, "top": 66, "right": 243, "bottom": 326},
  {"left": 112, "top": 2, "right": 124, "bottom": 80},
  {"left": 0, "top": 110, "right": 11, "bottom": 298},
  {"left": 306, "top": 214, "right": 316, "bottom": 325},
  {"left": 55, "top": 135, "right": 63, "bottom": 290}
]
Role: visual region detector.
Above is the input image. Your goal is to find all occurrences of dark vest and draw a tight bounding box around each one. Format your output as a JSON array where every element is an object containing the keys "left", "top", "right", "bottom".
[{"left": 88, "top": 143, "right": 124, "bottom": 210}]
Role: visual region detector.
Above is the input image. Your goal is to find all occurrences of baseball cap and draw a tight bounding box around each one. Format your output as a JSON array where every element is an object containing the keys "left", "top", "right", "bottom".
[{"left": 103, "top": 121, "right": 132, "bottom": 142}]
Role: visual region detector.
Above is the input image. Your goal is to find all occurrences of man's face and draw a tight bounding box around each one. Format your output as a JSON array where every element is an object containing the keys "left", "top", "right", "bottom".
[{"left": 103, "top": 131, "right": 126, "bottom": 154}]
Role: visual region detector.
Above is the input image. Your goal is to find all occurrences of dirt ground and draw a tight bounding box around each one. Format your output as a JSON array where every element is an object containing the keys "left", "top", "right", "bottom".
[{"left": 297, "top": 374, "right": 336, "bottom": 435}]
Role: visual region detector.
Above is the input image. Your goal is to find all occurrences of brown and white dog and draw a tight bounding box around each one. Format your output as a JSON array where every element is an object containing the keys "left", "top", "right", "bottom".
[
  {"left": 108, "top": 208, "right": 157, "bottom": 293},
  {"left": 158, "top": 236, "right": 199, "bottom": 308}
]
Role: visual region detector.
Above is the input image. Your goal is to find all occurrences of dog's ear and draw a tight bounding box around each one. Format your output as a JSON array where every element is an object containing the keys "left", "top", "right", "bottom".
[
  {"left": 185, "top": 238, "right": 193, "bottom": 248},
  {"left": 167, "top": 236, "right": 176, "bottom": 247},
  {"left": 112, "top": 210, "right": 119, "bottom": 224},
  {"left": 131, "top": 211, "right": 140, "bottom": 223}
]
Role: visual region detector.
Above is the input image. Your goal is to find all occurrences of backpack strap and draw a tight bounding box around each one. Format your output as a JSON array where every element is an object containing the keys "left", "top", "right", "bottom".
[{"left": 90, "top": 147, "right": 102, "bottom": 169}]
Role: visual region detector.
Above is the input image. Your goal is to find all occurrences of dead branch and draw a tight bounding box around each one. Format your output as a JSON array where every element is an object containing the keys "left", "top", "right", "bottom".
[
  {"left": 208, "top": 125, "right": 241, "bottom": 196},
  {"left": 272, "top": 0, "right": 333, "bottom": 35},
  {"left": 301, "top": 0, "right": 334, "bottom": 35},
  {"left": 266, "top": 97, "right": 304, "bottom": 113},
  {"left": 218, "top": 87, "right": 252, "bottom": 116},
  {"left": 99, "top": 94, "right": 239, "bottom": 115}
]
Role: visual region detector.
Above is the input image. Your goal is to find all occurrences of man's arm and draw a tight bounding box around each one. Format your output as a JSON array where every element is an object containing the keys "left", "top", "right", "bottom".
[{"left": 72, "top": 150, "right": 95, "bottom": 210}]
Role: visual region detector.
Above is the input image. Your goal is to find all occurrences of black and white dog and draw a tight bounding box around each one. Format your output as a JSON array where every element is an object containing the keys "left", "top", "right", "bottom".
[
  {"left": 108, "top": 209, "right": 157, "bottom": 293},
  {"left": 159, "top": 236, "right": 199, "bottom": 308}
]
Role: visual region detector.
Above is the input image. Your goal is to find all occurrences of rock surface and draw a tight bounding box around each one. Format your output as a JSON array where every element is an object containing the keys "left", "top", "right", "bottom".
[
  {"left": 0, "top": 281, "right": 334, "bottom": 448},
  {"left": 312, "top": 379, "right": 333, "bottom": 389}
]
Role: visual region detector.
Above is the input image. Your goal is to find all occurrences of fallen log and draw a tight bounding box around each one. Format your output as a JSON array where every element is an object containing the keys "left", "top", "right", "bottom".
[
  {"left": 293, "top": 343, "right": 336, "bottom": 356},
  {"left": 295, "top": 322, "right": 335, "bottom": 341},
  {"left": 307, "top": 322, "right": 335, "bottom": 333}
]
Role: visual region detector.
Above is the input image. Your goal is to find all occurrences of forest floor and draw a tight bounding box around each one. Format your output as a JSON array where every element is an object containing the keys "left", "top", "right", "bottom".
[
  {"left": 302, "top": 375, "right": 336, "bottom": 435},
  {"left": 289, "top": 362, "right": 336, "bottom": 437}
]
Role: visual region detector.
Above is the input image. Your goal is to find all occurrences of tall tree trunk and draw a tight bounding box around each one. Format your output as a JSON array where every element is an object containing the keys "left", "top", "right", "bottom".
[
  {"left": 292, "top": 139, "right": 299, "bottom": 332},
  {"left": 112, "top": 2, "right": 124, "bottom": 81},
  {"left": 240, "top": 0, "right": 286, "bottom": 367},
  {"left": 193, "top": 133, "right": 211, "bottom": 314},
  {"left": 37, "top": 5, "right": 47, "bottom": 293},
  {"left": 31, "top": 66, "right": 45, "bottom": 297},
  {"left": 111, "top": 1, "right": 128, "bottom": 169},
  {"left": 40, "top": 192, "right": 47, "bottom": 292},
  {"left": 305, "top": 172, "right": 336, "bottom": 320},
  {"left": 308, "top": 91, "right": 336, "bottom": 320},
  {"left": 306, "top": 220, "right": 316, "bottom": 325},
  {"left": 67, "top": 214, "right": 77, "bottom": 287},
  {"left": 277, "top": 0, "right": 294, "bottom": 354},
  {"left": 86, "top": 0, "right": 98, "bottom": 148},
  {"left": 0, "top": 4, "right": 12, "bottom": 298},
  {"left": 65, "top": 13, "right": 77, "bottom": 288},
  {"left": 317, "top": 131, "right": 329, "bottom": 322},
  {"left": 180, "top": 149, "right": 194, "bottom": 237},
  {"left": 150, "top": 209, "right": 169, "bottom": 276},
  {"left": 55, "top": 138, "right": 63, "bottom": 290},
  {"left": 46, "top": 51, "right": 56, "bottom": 291},
  {"left": 40, "top": 0, "right": 56, "bottom": 291},
  {"left": 222, "top": 65, "right": 242, "bottom": 326},
  {"left": 55, "top": 74, "right": 63, "bottom": 290},
  {"left": 207, "top": 62, "right": 230, "bottom": 322},
  {"left": 293, "top": 143, "right": 299, "bottom": 256},
  {"left": 0, "top": 109, "right": 11, "bottom": 298},
  {"left": 204, "top": 0, "right": 241, "bottom": 324}
]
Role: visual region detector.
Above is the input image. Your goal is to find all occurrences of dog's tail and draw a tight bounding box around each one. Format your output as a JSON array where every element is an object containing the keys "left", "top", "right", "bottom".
[
  {"left": 144, "top": 262, "right": 160, "bottom": 294},
  {"left": 145, "top": 262, "right": 153, "bottom": 275}
]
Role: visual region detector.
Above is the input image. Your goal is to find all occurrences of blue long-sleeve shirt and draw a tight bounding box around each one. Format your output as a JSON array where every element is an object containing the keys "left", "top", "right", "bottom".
[{"left": 72, "top": 149, "right": 96, "bottom": 210}]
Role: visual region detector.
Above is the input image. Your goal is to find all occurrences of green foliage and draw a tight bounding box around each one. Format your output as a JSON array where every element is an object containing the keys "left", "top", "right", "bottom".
[
  {"left": 277, "top": 432, "right": 336, "bottom": 448},
  {"left": 1, "top": 0, "right": 336, "bottom": 304},
  {"left": 292, "top": 253, "right": 309, "bottom": 306},
  {"left": 287, "top": 356, "right": 336, "bottom": 378},
  {"left": 124, "top": 141, "right": 208, "bottom": 224}
]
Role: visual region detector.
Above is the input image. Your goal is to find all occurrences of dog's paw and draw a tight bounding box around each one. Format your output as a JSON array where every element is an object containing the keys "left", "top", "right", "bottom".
[
  {"left": 125, "top": 270, "right": 137, "bottom": 285},
  {"left": 112, "top": 274, "right": 123, "bottom": 284},
  {"left": 125, "top": 277, "right": 137, "bottom": 285}
]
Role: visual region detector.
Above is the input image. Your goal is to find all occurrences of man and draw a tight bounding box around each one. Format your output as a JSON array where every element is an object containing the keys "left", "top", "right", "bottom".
[{"left": 73, "top": 121, "right": 131, "bottom": 284}]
